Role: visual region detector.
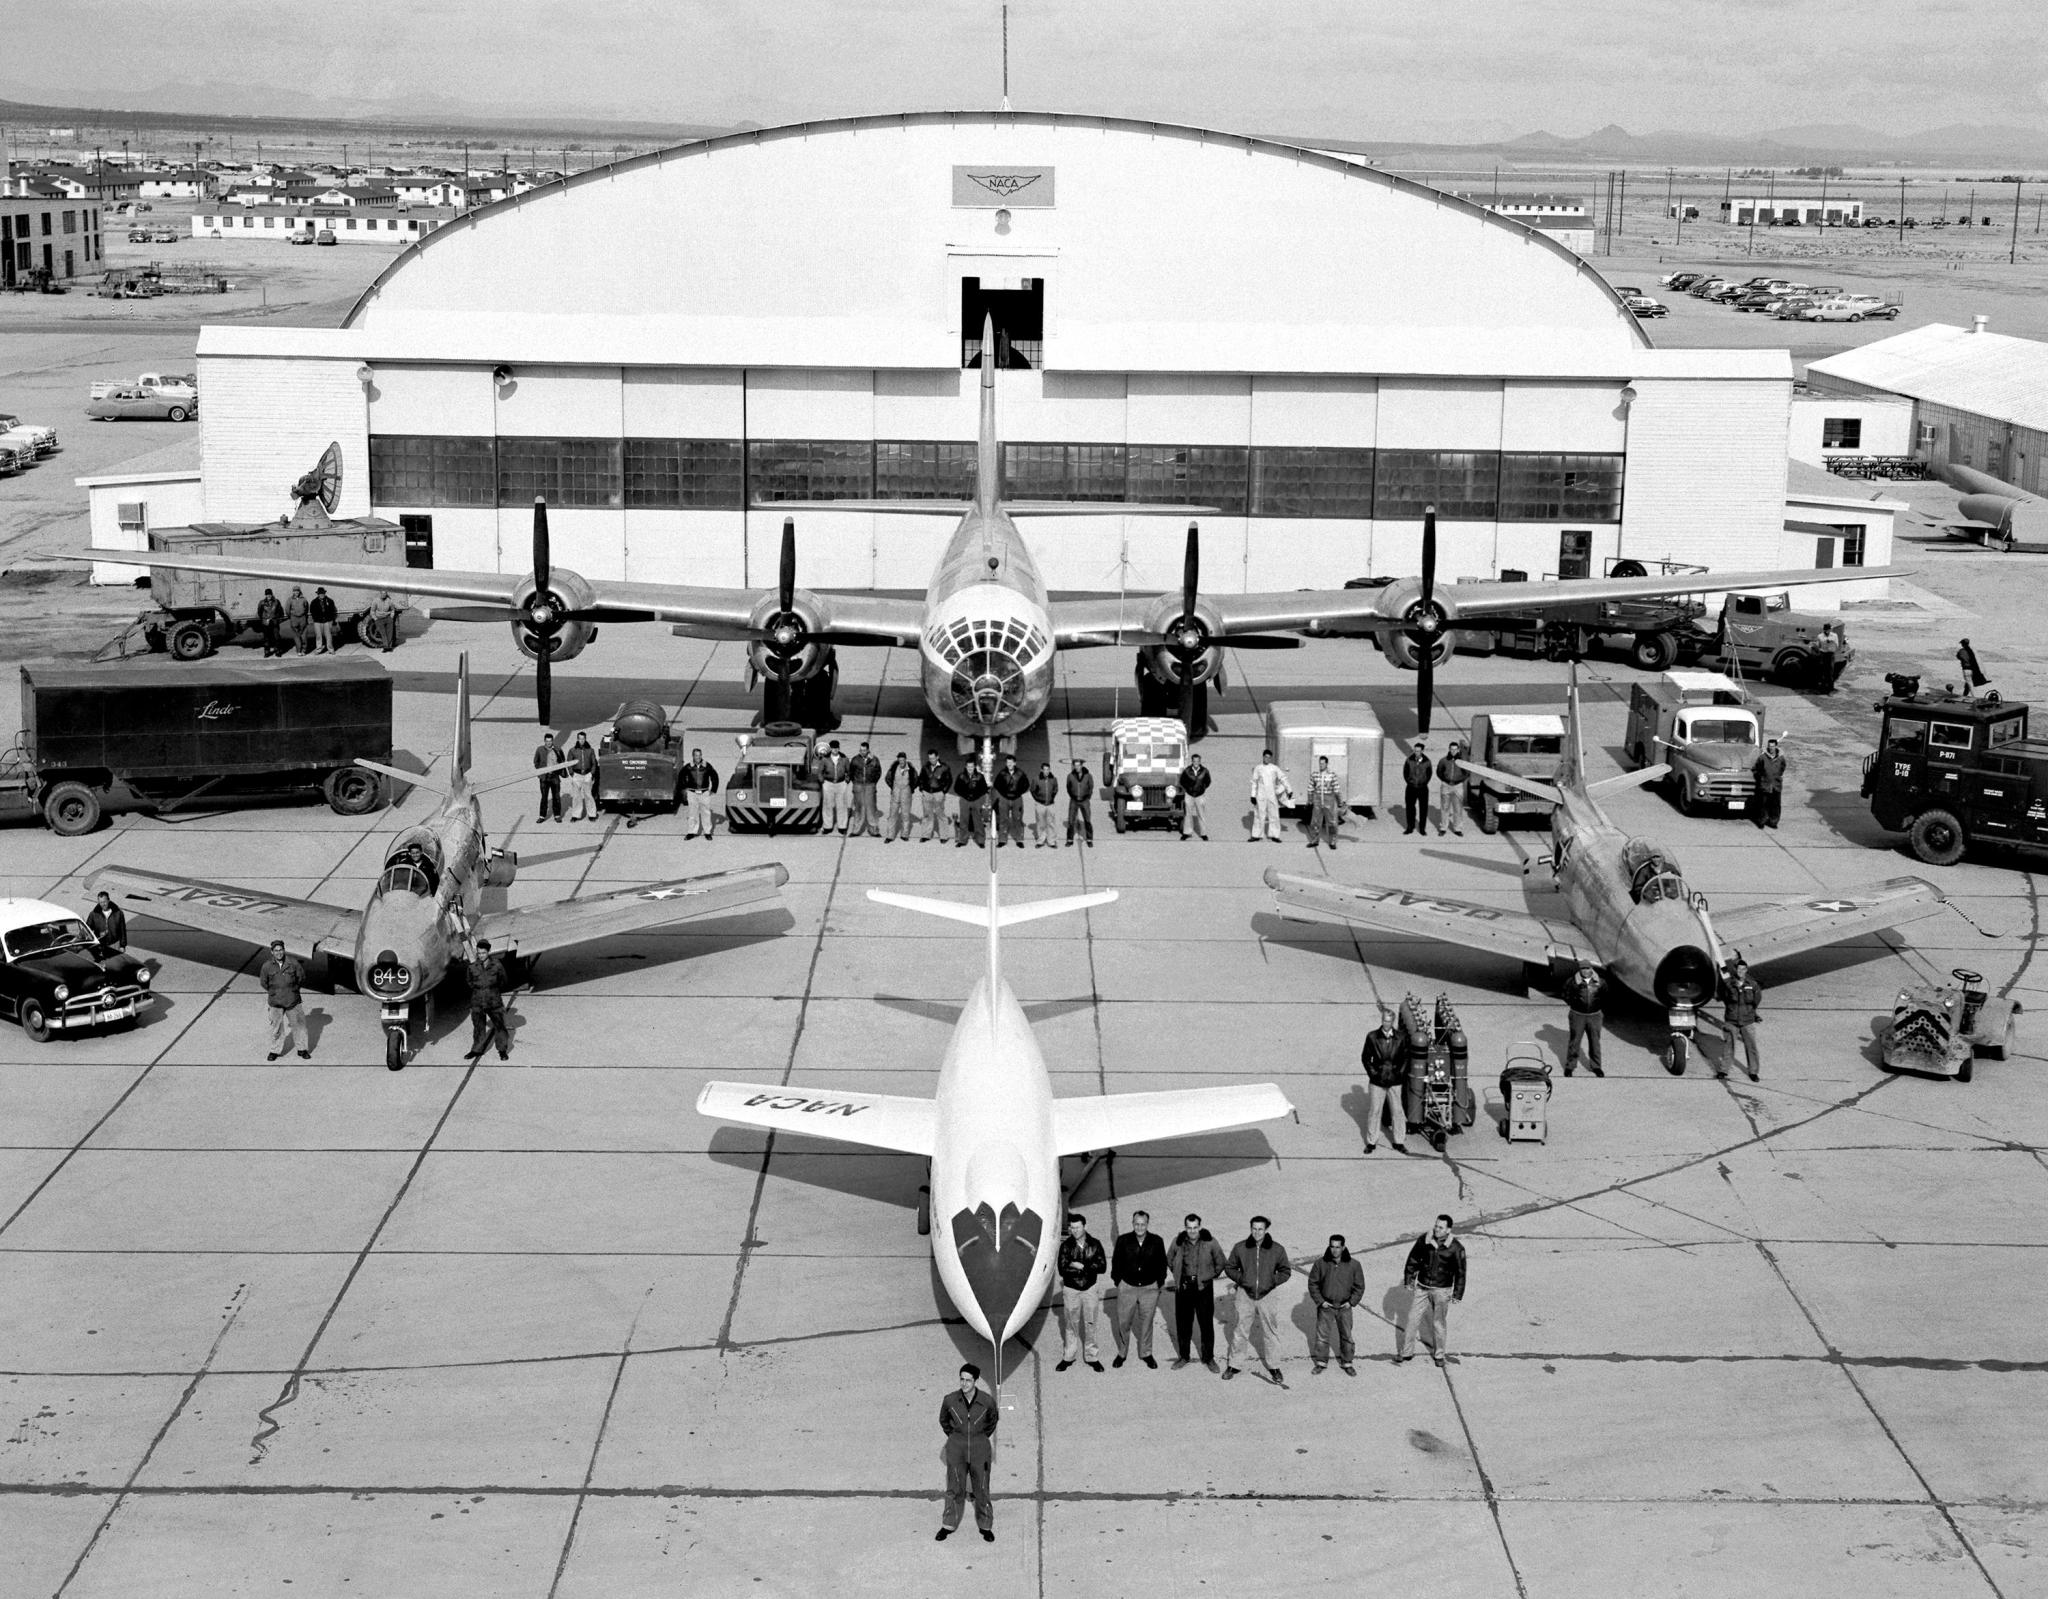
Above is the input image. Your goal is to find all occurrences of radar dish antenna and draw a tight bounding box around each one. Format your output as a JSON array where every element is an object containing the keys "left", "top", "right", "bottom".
[{"left": 287, "top": 443, "right": 343, "bottom": 527}]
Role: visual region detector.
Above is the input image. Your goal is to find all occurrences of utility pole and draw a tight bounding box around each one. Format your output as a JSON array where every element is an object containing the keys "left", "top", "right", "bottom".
[
  {"left": 1747, "top": 174, "right": 1760, "bottom": 255},
  {"left": 1819, "top": 168, "right": 1829, "bottom": 228},
  {"left": 1664, "top": 167, "right": 1674, "bottom": 239},
  {"left": 1898, "top": 177, "right": 1906, "bottom": 243},
  {"left": 1968, "top": 183, "right": 1977, "bottom": 224},
  {"left": 1616, "top": 168, "right": 1627, "bottom": 242},
  {"left": 2013, "top": 177, "right": 2024, "bottom": 264},
  {"left": 1722, "top": 165, "right": 1732, "bottom": 226}
]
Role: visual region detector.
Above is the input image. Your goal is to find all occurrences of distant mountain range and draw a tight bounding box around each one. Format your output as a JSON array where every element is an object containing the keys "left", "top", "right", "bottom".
[{"left": 1300, "top": 121, "right": 2048, "bottom": 169}]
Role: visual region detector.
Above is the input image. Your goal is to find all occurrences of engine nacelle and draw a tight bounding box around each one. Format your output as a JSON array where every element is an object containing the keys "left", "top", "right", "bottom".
[
  {"left": 1377, "top": 629, "right": 1455, "bottom": 672},
  {"left": 1138, "top": 642, "right": 1226, "bottom": 692},
  {"left": 510, "top": 568, "right": 599, "bottom": 663},
  {"left": 745, "top": 592, "right": 832, "bottom": 681}
]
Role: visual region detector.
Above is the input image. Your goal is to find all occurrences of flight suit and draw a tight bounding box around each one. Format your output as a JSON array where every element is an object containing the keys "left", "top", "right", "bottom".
[
  {"left": 883, "top": 757, "right": 917, "bottom": 841},
  {"left": 1249, "top": 760, "right": 1291, "bottom": 841},
  {"left": 465, "top": 951, "right": 512, "bottom": 1060},
  {"left": 938, "top": 1387, "right": 998, "bottom": 1535}
]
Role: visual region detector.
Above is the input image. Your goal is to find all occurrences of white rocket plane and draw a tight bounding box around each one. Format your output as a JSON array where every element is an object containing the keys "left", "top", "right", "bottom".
[{"left": 696, "top": 826, "right": 1292, "bottom": 1374}]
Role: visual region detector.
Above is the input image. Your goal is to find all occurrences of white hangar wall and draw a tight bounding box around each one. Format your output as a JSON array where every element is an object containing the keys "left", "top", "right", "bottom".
[{"left": 189, "top": 113, "right": 1812, "bottom": 595}]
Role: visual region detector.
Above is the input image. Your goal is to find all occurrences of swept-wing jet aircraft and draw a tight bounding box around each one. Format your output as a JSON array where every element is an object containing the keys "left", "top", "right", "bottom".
[
  {"left": 696, "top": 808, "right": 1293, "bottom": 1383},
  {"left": 92, "top": 316, "right": 1905, "bottom": 738},
  {"left": 89, "top": 653, "right": 789, "bottom": 1070},
  {"left": 1266, "top": 670, "right": 1946, "bottom": 1070}
]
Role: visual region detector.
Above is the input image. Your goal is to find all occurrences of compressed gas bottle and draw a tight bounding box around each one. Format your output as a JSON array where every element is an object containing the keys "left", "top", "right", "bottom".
[{"left": 611, "top": 699, "right": 668, "bottom": 751}]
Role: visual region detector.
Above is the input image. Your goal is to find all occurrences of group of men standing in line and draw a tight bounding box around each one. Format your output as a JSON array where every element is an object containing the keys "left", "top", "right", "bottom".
[
  {"left": 252, "top": 588, "right": 402, "bottom": 657},
  {"left": 937, "top": 1212, "right": 1470, "bottom": 1542},
  {"left": 806, "top": 742, "right": 1123, "bottom": 848}
]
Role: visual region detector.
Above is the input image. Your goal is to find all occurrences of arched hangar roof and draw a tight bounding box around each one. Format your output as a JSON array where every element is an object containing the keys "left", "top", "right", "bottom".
[{"left": 344, "top": 111, "right": 1649, "bottom": 375}]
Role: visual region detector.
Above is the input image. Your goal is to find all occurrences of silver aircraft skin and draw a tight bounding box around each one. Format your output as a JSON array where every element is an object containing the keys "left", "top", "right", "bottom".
[
  {"left": 86, "top": 318, "right": 1910, "bottom": 742},
  {"left": 1267, "top": 671, "right": 1947, "bottom": 1067},
  {"left": 697, "top": 820, "right": 1292, "bottom": 1376},
  {"left": 89, "top": 655, "right": 789, "bottom": 1068}
]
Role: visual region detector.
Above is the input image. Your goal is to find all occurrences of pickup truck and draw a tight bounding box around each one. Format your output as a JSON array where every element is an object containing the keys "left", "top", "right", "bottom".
[{"left": 1624, "top": 671, "right": 1765, "bottom": 816}]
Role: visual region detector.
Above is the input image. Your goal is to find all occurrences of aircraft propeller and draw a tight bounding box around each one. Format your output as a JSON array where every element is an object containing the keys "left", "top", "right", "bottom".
[
  {"left": 1155, "top": 522, "right": 1297, "bottom": 735},
  {"left": 756, "top": 517, "right": 808, "bottom": 724},
  {"left": 1403, "top": 505, "right": 1447, "bottom": 734}
]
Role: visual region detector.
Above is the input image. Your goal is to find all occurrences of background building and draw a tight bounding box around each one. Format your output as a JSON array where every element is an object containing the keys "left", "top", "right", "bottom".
[
  {"left": 184, "top": 112, "right": 1829, "bottom": 600},
  {"left": 1, "top": 196, "right": 103, "bottom": 286},
  {"left": 1806, "top": 320, "right": 2048, "bottom": 493},
  {"left": 1718, "top": 195, "right": 1864, "bottom": 227}
]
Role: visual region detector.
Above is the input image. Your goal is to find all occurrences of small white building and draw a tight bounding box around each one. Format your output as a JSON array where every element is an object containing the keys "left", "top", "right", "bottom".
[
  {"left": 138, "top": 169, "right": 211, "bottom": 200},
  {"left": 1719, "top": 195, "right": 1864, "bottom": 227},
  {"left": 76, "top": 445, "right": 205, "bottom": 584},
  {"left": 191, "top": 207, "right": 451, "bottom": 244},
  {"left": 1789, "top": 391, "right": 1915, "bottom": 466},
  {"left": 1780, "top": 458, "right": 1902, "bottom": 607}
]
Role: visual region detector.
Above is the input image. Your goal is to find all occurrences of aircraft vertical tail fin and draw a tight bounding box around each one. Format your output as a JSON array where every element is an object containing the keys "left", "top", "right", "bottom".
[
  {"left": 975, "top": 311, "right": 1000, "bottom": 515},
  {"left": 451, "top": 651, "right": 473, "bottom": 795},
  {"left": 1559, "top": 662, "right": 1587, "bottom": 796}
]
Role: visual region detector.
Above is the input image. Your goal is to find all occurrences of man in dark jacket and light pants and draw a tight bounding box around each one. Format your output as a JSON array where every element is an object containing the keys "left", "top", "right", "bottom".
[
  {"left": 1308, "top": 1235, "right": 1366, "bottom": 1375},
  {"left": 1165, "top": 1214, "right": 1226, "bottom": 1370},
  {"left": 935, "top": 1363, "right": 997, "bottom": 1543},
  {"left": 1223, "top": 1215, "right": 1292, "bottom": 1383},
  {"left": 1110, "top": 1210, "right": 1168, "bottom": 1369},
  {"left": 1399, "top": 1213, "right": 1467, "bottom": 1367},
  {"left": 259, "top": 940, "right": 310, "bottom": 1060},
  {"left": 1055, "top": 1212, "right": 1108, "bottom": 1372},
  {"left": 1362, "top": 1009, "right": 1410, "bottom": 1154}
]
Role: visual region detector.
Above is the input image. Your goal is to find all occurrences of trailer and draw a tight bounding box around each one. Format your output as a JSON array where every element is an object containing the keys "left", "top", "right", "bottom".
[
  {"left": 1263, "top": 701, "right": 1385, "bottom": 817},
  {"left": 0, "top": 657, "right": 392, "bottom": 836}
]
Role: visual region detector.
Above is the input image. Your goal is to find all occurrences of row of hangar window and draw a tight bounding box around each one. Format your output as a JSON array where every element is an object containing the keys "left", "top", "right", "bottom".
[{"left": 367, "top": 436, "right": 1626, "bottom": 523}]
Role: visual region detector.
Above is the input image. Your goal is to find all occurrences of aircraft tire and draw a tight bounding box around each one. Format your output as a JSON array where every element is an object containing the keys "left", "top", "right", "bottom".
[
  {"left": 916, "top": 1186, "right": 931, "bottom": 1236},
  {"left": 1479, "top": 792, "right": 1499, "bottom": 834}
]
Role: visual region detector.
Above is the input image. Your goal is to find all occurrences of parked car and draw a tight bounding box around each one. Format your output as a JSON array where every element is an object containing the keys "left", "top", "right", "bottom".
[
  {"left": 0, "top": 900, "right": 151, "bottom": 1042},
  {"left": 86, "top": 387, "right": 196, "bottom": 422},
  {"left": 1734, "top": 291, "right": 1779, "bottom": 311},
  {"left": 0, "top": 443, "right": 23, "bottom": 477},
  {"left": 316, "top": 230, "right": 337, "bottom": 246},
  {"left": 1613, "top": 284, "right": 1643, "bottom": 297},
  {"left": 288, "top": 231, "right": 313, "bottom": 245},
  {"left": 1807, "top": 299, "right": 1891, "bottom": 323},
  {"left": 126, "top": 229, "right": 151, "bottom": 243},
  {"left": 1689, "top": 277, "right": 1731, "bottom": 298},
  {"left": 1102, "top": 716, "right": 1190, "bottom": 833},
  {"left": 151, "top": 230, "right": 180, "bottom": 244},
  {"left": 1623, "top": 295, "right": 1668, "bottom": 318},
  {"left": 1663, "top": 272, "right": 1703, "bottom": 291},
  {"left": 1771, "top": 298, "right": 1819, "bottom": 319},
  {"left": 0, "top": 421, "right": 59, "bottom": 458}
]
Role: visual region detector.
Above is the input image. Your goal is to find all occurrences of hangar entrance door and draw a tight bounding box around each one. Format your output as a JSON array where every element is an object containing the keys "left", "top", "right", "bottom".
[{"left": 962, "top": 276, "right": 1043, "bottom": 369}]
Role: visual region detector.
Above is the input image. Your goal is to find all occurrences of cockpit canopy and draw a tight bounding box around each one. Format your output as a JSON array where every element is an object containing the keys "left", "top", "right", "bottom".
[
  {"left": 1621, "top": 837, "right": 1687, "bottom": 905},
  {"left": 379, "top": 831, "right": 444, "bottom": 898}
]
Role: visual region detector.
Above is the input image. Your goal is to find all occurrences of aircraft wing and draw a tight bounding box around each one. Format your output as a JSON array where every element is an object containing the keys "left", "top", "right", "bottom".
[
  {"left": 1264, "top": 868, "right": 1584, "bottom": 966},
  {"left": 1710, "top": 877, "right": 1947, "bottom": 968},
  {"left": 696, "top": 1080, "right": 936, "bottom": 1155},
  {"left": 1050, "top": 1084, "right": 1293, "bottom": 1156},
  {"left": 1049, "top": 563, "right": 1910, "bottom": 645},
  {"left": 472, "top": 863, "right": 789, "bottom": 960},
  {"left": 80, "top": 548, "right": 926, "bottom": 644},
  {"left": 86, "top": 865, "right": 361, "bottom": 964}
]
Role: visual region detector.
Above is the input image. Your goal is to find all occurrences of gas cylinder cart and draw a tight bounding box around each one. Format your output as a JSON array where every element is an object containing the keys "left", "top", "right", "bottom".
[
  {"left": 1878, "top": 968, "right": 2021, "bottom": 1083},
  {"left": 1399, "top": 993, "right": 1476, "bottom": 1147}
]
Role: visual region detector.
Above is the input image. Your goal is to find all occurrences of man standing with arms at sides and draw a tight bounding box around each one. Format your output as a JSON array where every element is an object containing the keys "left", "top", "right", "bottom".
[
  {"left": 1166, "top": 1213, "right": 1226, "bottom": 1372},
  {"left": 1065, "top": 757, "right": 1095, "bottom": 847},
  {"left": 1435, "top": 738, "right": 1468, "bottom": 836},
  {"left": 464, "top": 938, "right": 512, "bottom": 1062},
  {"left": 1055, "top": 1212, "right": 1108, "bottom": 1373},
  {"left": 87, "top": 889, "right": 127, "bottom": 953},
  {"left": 680, "top": 746, "right": 720, "bottom": 840},
  {"left": 308, "top": 586, "right": 338, "bottom": 654},
  {"left": 1308, "top": 1234, "right": 1366, "bottom": 1376},
  {"left": 1223, "top": 1214, "right": 1292, "bottom": 1385},
  {"left": 1753, "top": 735, "right": 1786, "bottom": 830},
  {"left": 1179, "top": 751, "right": 1212, "bottom": 841},
  {"left": 818, "top": 740, "right": 852, "bottom": 835},
  {"left": 1249, "top": 748, "right": 1291, "bottom": 842},
  {"left": 255, "top": 588, "right": 284, "bottom": 657},
  {"left": 1029, "top": 760, "right": 1060, "bottom": 848},
  {"left": 918, "top": 751, "right": 952, "bottom": 843},
  {"left": 367, "top": 589, "right": 399, "bottom": 652},
  {"left": 1362, "top": 1008, "right": 1410, "bottom": 1154},
  {"left": 953, "top": 758, "right": 990, "bottom": 849},
  {"left": 934, "top": 1363, "right": 997, "bottom": 1543},
  {"left": 848, "top": 741, "right": 883, "bottom": 838},
  {"left": 883, "top": 750, "right": 917, "bottom": 843},
  {"left": 1720, "top": 954, "right": 1763, "bottom": 1082},
  {"left": 1307, "top": 756, "right": 1343, "bottom": 850},
  {"left": 1399, "top": 1214, "right": 1467, "bottom": 1368},
  {"left": 534, "top": 730, "right": 564, "bottom": 823},
  {"left": 992, "top": 753, "right": 1031, "bottom": 847},
  {"left": 566, "top": 731, "right": 599, "bottom": 822},
  {"left": 1564, "top": 961, "right": 1606, "bottom": 1077},
  {"left": 1402, "top": 740, "right": 1433, "bottom": 836},
  {"left": 1110, "top": 1210, "right": 1167, "bottom": 1369},
  {"left": 284, "top": 585, "right": 311, "bottom": 655},
  {"left": 259, "top": 939, "right": 311, "bottom": 1062}
]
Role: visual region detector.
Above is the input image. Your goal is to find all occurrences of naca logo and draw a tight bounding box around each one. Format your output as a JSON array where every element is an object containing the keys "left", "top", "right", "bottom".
[{"left": 952, "top": 166, "right": 1056, "bottom": 208}]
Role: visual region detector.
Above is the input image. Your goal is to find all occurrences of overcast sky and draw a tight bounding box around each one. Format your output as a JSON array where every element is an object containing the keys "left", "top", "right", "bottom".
[{"left": 3, "top": 0, "right": 2043, "bottom": 141}]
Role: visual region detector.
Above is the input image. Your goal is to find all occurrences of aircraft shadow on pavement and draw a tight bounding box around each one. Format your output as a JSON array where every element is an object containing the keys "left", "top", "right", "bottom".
[
  {"left": 873, "top": 994, "right": 1097, "bottom": 1027},
  {"left": 520, "top": 910, "right": 796, "bottom": 987},
  {"left": 1250, "top": 910, "right": 1536, "bottom": 997}
]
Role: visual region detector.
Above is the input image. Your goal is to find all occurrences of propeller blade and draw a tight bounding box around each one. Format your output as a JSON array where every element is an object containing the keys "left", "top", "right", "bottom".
[
  {"left": 535, "top": 645, "right": 552, "bottom": 727},
  {"left": 1182, "top": 521, "right": 1199, "bottom": 619},
  {"left": 533, "top": 499, "right": 551, "bottom": 594},
  {"left": 1415, "top": 632, "right": 1434, "bottom": 736},
  {"left": 1222, "top": 635, "right": 1305, "bottom": 651},
  {"left": 428, "top": 605, "right": 520, "bottom": 624},
  {"left": 1180, "top": 666, "right": 1197, "bottom": 737},
  {"left": 1419, "top": 504, "right": 1436, "bottom": 609},
  {"left": 779, "top": 517, "right": 797, "bottom": 616},
  {"left": 774, "top": 647, "right": 793, "bottom": 723}
]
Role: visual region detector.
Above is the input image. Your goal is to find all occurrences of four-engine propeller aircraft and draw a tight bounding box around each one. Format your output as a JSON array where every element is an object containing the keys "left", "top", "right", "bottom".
[
  {"left": 1265, "top": 670, "right": 1947, "bottom": 1070},
  {"left": 94, "top": 315, "right": 1906, "bottom": 739},
  {"left": 696, "top": 786, "right": 1293, "bottom": 1385},
  {"left": 88, "top": 654, "right": 789, "bottom": 1070}
]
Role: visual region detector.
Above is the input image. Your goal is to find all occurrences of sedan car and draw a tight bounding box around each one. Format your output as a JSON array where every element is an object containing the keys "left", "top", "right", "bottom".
[
  {"left": 0, "top": 899, "right": 150, "bottom": 1042},
  {"left": 1623, "top": 295, "right": 1668, "bottom": 318},
  {"left": 0, "top": 423, "right": 57, "bottom": 458},
  {"left": 1733, "top": 291, "right": 1780, "bottom": 311},
  {"left": 86, "top": 387, "right": 195, "bottom": 422}
]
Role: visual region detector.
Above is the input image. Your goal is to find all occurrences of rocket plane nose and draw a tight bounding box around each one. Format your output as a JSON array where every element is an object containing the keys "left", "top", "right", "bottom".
[{"left": 949, "top": 1200, "right": 1047, "bottom": 1345}]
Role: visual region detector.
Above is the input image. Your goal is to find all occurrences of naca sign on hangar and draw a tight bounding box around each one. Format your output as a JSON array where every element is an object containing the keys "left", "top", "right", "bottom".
[{"left": 186, "top": 112, "right": 1830, "bottom": 602}]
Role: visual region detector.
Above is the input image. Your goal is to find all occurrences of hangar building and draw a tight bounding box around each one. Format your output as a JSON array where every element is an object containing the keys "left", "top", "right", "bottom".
[{"left": 181, "top": 113, "right": 1832, "bottom": 600}]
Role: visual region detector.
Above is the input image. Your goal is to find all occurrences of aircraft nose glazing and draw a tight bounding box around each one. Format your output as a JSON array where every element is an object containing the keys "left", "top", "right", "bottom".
[{"left": 951, "top": 648, "right": 1028, "bottom": 726}]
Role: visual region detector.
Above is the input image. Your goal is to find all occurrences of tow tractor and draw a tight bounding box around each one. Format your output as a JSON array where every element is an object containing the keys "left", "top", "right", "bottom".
[
  {"left": 1862, "top": 675, "right": 2048, "bottom": 867},
  {"left": 725, "top": 722, "right": 823, "bottom": 833},
  {"left": 1878, "top": 968, "right": 2020, "bottom": 1081}
]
